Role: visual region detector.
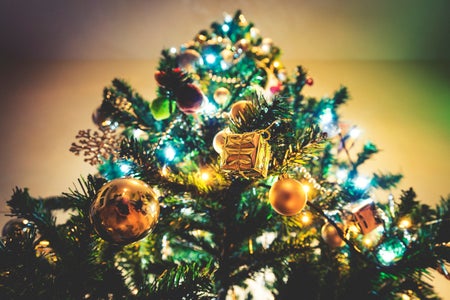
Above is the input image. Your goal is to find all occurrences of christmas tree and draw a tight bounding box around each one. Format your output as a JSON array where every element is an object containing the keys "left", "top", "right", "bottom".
[{"left": 1, "top": 10, "right": 449, "bottom": 300}]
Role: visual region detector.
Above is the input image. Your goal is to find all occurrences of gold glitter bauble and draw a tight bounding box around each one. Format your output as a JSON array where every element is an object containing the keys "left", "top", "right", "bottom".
[
  {"left": 269, "top": 178, "right": 307, "bottom": 216},
  {"left": 177, "top": 49, "right": 203, "bottom": 72},
  {"left": 213, "top": 87, "right": 231, "bottom": 105},
  {"left": 90, "top": 178, "right": 160, "bottom": 245}
]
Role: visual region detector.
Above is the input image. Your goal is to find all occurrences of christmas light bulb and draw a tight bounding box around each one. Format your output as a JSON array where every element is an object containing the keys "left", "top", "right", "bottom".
[
  {"left": 354, "top": 176, "right": 370, "bottom": 189},
  {"left": 302, "top": 184, "right": 310, "bottom": 194},
  {"left": 220, "top": 60, "right": 229, "bottom": 70},
  {"left": 201, "top": 100, "right": 217, "bottom": 114},
  {"left": 398, "top": 217, "right": 412, "bottom": 229},
  {"left": 349, "top": 127, "right": 361, "bottom": 139},
  {"left": 319, "top": 108, "right": 333, "bottom": 125},
  {"left": 161, "top": 165, "right": 169, "bottom": 177},
  {"left": 261, "top": 44, "right": 271, "bottom": 53},
  {"left": 205, "top": 54, "right": 216, "bottom": 64},
  {"left": 224, "top": 14, "right": 232, "bottom": 23},
  {"left": 222, "top": 24, "right": 230, "bottom": 32},
  {"left": 119, "top": 163, "right": 131, "bottom": 174},
  {"left": 133, "top": 128, "right": 147, "bottom": 140},
  {"left": 169, "top": 47, "right": 177, "bottom": 54},
  {"left": 336, "top": 169, "right": 348, "bottom": 181},
  {"left": 300, "top": 212, "right": 312, "bottom": 225},
  {"left": 164, "top": 146, "right": 176, "bottom": 161},
  {"left": 200, "top": 171, "right": 210, "bottom": 181}
]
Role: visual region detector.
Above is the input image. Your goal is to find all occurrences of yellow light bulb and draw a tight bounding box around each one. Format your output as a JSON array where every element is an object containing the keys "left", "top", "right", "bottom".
[
  {"left": 302, "top": 185, "right": 310, "bottom": 194},
  {"left": 300, "top": 212, "right": 312, "bottom": 225},
  {"left": 398, "top": 217, "right": 412, "bottom": 229},
  {"left": 201, "top": 171, "right": 210, "bottom": 182}
]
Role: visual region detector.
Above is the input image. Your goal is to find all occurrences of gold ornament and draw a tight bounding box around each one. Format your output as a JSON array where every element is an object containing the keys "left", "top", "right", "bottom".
[
  {"left": 269, "top": 177, "right": 307, "bottom": 216},
  {"left": 177, "top": 49, "right": 203, "bottom": 73},
  {"left": 235, "top": 38, "right": 250, "bottom": 52},
  {"left": 2, "top": 218, "right": 34, "bottom": 240},
  {"left": 220, "top": 131, "right": 271, "bottom": 178},
  {"left": 213, "top": 128, "right": 230, "bottom": 154},
  {"left": 213, "top": 87, "right": 231, "bottom": 105},
  {"left": 261, "top": 38, "right": 273, "bottom": 54},
  {"left": 229, "top": 100, "right": 253, "bottom": 123},
  {"left": 220, "top": 49, "right": 234, "bottom": 65},
  {"left": 321, "top": 222, "right": 346, "bottom": 248},
  {"left": 90, "top": 178, "right": 160, "bottom": 245}
]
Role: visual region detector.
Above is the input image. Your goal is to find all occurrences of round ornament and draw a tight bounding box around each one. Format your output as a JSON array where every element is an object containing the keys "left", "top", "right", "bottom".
[
  {"left": 220, "top": 49, "right": 234, "bottom": 69},
  {"left": 177, "top": 49, "right": 203, "bottom": 73},
  {"left": 154, "top": 70, "right": 166, "bottom": 87},
  {"left": 261, "top": 38, "right": 274, "bottom": 53},
  {"left": 90, "top": 178, "right": 160, "bottom": 245},
  {"left": 92, "top": 107, "right": 109, "bottom": 127},
  {"left": 235, "top": 38, "right": 250, "bottom": 53},
  {"left": 175, "top": 83, "right": 204, "bottom": 114},
  {"left": 2, "top": 218, "right": 34, "bottom": 239},
  {"left": 150, "top": 98, "right": 174, "bottom": 121},
  {"left": 305, "top": 77, "right": 314, "bottom": 86},
  {"left": 213, "top": 87, "right": 231, "bottom": 105},
  {"left": 269, "top": 177, "right": 307, "bottom": 216},
  {"left": 229, "top": 100, "right": 253, "bottom": 123},
  {"left": 321, "top": 222, "right": 346, "bottom": 248},
  {"left": 212, "top": 128, "right": 230, "bottom": 154}
]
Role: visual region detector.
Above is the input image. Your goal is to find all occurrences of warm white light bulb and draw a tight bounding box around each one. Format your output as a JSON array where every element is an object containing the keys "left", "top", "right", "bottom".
[
  {"left": 302, "top": 185, "right": 310, "bottom": 193},
  {"left": 349, "top": 127, "right": 361, "bottom": 139},
  {"left": 336, "top": 169, "right": 348, "bottom": 181},
  {"left": 319, "top": 108, "right": 333, "bottom": 125},
  {"left": 201, "top": 172, "right": 210, "bottom": 181},
  {"left": 354, "top": 176, "right": 370, "bottom": 189}
]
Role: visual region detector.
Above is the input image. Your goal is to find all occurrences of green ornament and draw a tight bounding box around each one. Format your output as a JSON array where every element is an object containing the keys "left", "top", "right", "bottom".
[
  {"left": 150, "top": 98, "right": 174, "bottom": 121},
  {"left": 375, "top": 237, "right": 406, "bottom": 266}
]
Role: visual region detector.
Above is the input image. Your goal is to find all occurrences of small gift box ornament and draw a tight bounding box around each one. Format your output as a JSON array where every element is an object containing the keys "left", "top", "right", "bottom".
[
  {"left": 219, "top": 131, "right": 271, "bottom": 178},
  {"left": 347, "top": 198, "right": 383, "bottom": 235}
]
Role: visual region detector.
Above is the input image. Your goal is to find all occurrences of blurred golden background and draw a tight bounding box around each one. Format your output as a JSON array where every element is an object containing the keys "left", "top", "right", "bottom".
[{"left": 0, "top": 0, "right": 449, "bottom": 297}]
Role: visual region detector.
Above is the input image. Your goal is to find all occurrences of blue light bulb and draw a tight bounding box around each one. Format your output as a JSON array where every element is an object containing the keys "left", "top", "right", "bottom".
[
  {"left": 222, "top": 24, "right": 230, "bottom": 32},
  {"left": 164, "top": 146, "right": 176, "bottom": 161},
  {"left": 205, "top": 54, "right": 216, "bottom": 64}
]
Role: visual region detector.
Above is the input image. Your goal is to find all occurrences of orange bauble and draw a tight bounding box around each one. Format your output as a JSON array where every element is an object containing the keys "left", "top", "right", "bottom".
[{"left": 269, "top": 178, "right": 307, "bottom": 216}]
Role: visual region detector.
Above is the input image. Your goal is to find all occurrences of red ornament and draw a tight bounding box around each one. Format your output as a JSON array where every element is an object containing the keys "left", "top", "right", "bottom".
[
  {"left": 175, "top": 83, "right": 204, "bottom": 114},
  {"left": 154, "top": 68, "right": 184, "bottom": 90},
  {"left": 154, "top": 70, "right": 166, "bottom": 86},
  {"left": 305, "top": 77, "right": 314, "bottom": 86}
]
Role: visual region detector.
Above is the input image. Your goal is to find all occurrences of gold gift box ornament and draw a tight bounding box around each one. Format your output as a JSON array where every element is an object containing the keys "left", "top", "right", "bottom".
[{"left": 220, "top": 131, "right": 271, "bottom": 178}]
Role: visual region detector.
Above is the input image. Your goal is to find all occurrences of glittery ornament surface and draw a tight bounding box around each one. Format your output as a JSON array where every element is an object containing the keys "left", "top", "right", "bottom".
[
  {"left": 90, "top": 178, "right": 160, "bottom": 245},
  {"left": 220, "top": 131, "right": 270, "bottom": 178}
]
